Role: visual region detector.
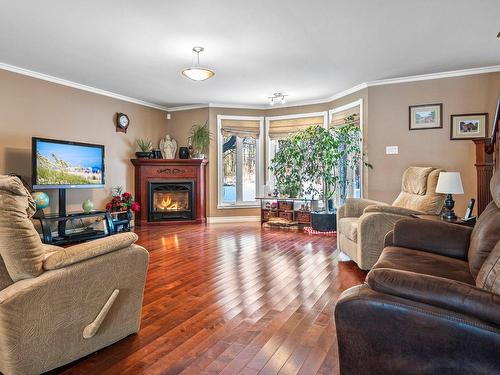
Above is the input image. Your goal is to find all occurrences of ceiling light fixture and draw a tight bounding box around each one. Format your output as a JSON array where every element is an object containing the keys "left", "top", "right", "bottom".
[
  {"left": 268, "top": 92, "right": 287, "bottom": 106},
  {"left": 182, "top": 46, "right": 215, "bottom": 81}
]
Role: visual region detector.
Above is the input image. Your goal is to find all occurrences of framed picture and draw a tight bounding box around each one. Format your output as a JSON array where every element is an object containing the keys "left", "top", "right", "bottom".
[
  {"left": 450, "top": 113, "right": 489, "bottom": 140},
  {"left": 409, "top": 103, "right": 443, "bottom": 130}
]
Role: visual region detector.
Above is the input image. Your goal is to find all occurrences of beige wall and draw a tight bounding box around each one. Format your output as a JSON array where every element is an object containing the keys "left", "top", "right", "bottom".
[
  {"left": 367, "top": 72, "right": 500, "bottom": 216},
  {"left": 0, "top": 69, "right": 167, "bottom": 213},
  {"left": 164, "top": 92, "right": 370, "bottom": 218},
  {"left": 165, "top": 74, "right": 499, "bottom": 219}
]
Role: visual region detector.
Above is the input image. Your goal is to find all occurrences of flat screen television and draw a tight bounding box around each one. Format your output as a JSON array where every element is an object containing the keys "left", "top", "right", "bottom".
[{"left": 32, "top": 137, "right": 105, "bottom": 189}]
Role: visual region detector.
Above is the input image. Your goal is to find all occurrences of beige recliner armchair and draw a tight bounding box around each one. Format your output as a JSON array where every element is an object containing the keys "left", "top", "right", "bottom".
[
  {"left": 0, "top": 175, "right": 149, "bottom": 375},
  {"left": 337, "top": 167, "right": 445, "bottom": 270}
]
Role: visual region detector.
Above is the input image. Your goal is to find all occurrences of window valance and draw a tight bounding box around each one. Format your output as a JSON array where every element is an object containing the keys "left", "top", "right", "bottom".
[
  {"left": 330, "top": 106, "right": 360, "bottom": 128},
  {"left": 268, "top": 115, "right": 325, "bottom": 140},
  {"left": 221, "top": 119, "right": 261, "bottom": 138}
]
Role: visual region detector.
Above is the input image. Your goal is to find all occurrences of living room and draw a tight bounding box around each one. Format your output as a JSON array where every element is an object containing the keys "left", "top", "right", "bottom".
[{"left": 0, "top": 1, "right": 499, "bottom": 374}]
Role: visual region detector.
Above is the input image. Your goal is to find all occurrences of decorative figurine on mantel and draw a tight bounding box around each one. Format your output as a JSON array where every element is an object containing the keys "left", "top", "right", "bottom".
[{"left": 160, "top": 135, "right": 177, "bottom": 159}]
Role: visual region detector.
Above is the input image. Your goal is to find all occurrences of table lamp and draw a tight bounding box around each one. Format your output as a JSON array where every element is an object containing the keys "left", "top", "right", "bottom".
[{"left": 435, "top": 172, "right": 464, "bottom": 220}]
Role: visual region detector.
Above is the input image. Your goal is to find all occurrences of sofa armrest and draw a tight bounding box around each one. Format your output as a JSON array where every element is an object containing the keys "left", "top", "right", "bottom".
[
  {"left": 43, "top": 232, "right": 139, "bottom": 270},
  {"left": 343, "top": 198, "right": 388, "bottom": 218},
  {"left": 366, "top": 268, "right": 500, "bottom": 326},
  {"left": 364, "top": 205, "right": 423, "bottom": 216},
  {"left": 392, "top": 218, "right": 472, "bottom": 260},
  {"left": 384, "top": 230, "right": 394, "bottom": 247}
]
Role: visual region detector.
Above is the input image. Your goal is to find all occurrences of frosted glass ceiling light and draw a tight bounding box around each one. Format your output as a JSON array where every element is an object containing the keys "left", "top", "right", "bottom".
[{"left": 182, "top": 47, "right": 215, "bottom": 81}]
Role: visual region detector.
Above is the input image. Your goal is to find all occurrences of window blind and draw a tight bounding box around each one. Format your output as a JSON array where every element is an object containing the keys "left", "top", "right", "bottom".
[
  {"left": 268, "top": 115, "right": 325, "bottom": 140},
  {"left": 221, "top": 119, "right": 261, "bottom": 139},
  {"left": 330, "top": 106, "right": 360, "bottom": 128}
]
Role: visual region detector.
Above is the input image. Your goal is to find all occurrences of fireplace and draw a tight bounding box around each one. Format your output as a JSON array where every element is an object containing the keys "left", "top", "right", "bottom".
[
  {"left": 148, "top": 181, "right": 194, "bottom": 222},
  {"left": 131, "top": 158, "right": 207, "bottom": 226}
]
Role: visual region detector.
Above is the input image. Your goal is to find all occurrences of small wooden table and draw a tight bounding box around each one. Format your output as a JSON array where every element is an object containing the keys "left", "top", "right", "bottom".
[{"left": 411, "top": 214, "right": 476, "bottom": 227}]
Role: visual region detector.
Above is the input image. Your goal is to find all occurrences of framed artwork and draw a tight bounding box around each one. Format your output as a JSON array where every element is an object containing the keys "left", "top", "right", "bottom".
[
  {"left": 409, "top": 103, "right": 443, "bottom": 130},
  {"left": 450, "top": 113, "right": 489, "bottom": 140}
]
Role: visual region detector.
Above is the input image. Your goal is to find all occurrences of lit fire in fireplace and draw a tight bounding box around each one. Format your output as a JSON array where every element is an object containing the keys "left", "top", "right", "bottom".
[
  {"left": 154, "top": 192, "right": 189, "bottom": 212},
  {"left": 158, "top": 196, "right": 179, "bottom": 211}
]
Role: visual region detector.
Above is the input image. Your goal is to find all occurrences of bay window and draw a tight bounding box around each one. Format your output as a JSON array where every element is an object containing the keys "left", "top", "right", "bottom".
[
  {"left": 217, "top": 115, "right": 263, "bottom": 208},
  {"left": 329, "top": 99, "right": 363, "bottom": 205},
  {"left": 265, "top": 112, "right": 328, "bottom": 191}
]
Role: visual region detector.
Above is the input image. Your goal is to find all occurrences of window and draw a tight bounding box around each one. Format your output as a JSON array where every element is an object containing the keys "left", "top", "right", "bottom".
[
  {"left": 265, "top": 112, "right": 328, "bottom": 193},
  {"left": 329, "top": 99, "right": 364, "bottom": 205},
  {"left": 217, "top": 115, "right": 263, "bottom": 208}
]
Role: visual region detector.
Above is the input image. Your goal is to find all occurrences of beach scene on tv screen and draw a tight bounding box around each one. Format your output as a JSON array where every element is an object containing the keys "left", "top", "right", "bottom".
[{"left": 36, "top": 140, "right": 103, "bottom": 185}]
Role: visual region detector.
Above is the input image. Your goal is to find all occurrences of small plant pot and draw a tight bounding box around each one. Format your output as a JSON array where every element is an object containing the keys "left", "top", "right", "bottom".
[
  {"left": 311, "top": 211, "right": 336, "bottom": 232},
  {"left": 135, "top": 151, "right": 152, "bottom": 158}
]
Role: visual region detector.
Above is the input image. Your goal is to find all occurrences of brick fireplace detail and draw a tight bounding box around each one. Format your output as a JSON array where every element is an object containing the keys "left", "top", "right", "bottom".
[{"left": 131, "top": 159, "right": 208, "bottom": 226}]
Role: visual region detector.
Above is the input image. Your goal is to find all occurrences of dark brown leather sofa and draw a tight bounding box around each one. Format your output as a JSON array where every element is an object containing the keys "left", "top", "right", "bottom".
[{"left": 335, "top": 173, "right": 500, "bottom": 375}]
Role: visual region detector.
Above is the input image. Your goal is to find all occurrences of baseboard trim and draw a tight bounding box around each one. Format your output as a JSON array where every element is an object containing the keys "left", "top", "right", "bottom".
[{"left": 207, "top": 216, "right": 260, "bottom": 224}]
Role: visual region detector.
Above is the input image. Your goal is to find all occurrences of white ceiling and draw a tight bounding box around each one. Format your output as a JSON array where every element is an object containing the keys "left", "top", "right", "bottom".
[{"left": 0, "top": 0, "right": 499, "bottom": 108}]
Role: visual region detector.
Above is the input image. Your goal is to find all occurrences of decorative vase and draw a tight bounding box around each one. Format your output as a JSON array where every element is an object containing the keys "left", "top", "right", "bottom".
[
  {"left": 82, "top": 199, "right": 94, "bottom": 213},
  {"left": 179, "top": 147, "right": 190, "bottom": 159}
]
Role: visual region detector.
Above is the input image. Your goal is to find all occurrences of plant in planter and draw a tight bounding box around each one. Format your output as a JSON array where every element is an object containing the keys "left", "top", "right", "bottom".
[
  {"left": 136, "top": 138, "right": 153, "bottom": 158},
  {"left": 188, "top": 121, "right": 211, "bottom": 159},
  {"left": 270, "top": 115, "right": 368, "bottom": 231},
  {"left": 269, "top": 136, "right": 304, "bottom": 198}
]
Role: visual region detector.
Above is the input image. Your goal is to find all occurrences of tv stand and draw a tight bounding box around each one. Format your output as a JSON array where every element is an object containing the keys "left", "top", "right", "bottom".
[{"left": 36, "top": 189, "right": 114, "bottom": 245}]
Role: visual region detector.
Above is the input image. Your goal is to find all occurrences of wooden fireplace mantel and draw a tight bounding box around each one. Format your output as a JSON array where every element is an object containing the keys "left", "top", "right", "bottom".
[{"left": 131, "top": 158, "right": 208, "bottom": 226}]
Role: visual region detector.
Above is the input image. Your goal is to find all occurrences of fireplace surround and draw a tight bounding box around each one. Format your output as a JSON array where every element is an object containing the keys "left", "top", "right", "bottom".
[{"left": 131, "top": 159, "right": 207, "bottom": 225}]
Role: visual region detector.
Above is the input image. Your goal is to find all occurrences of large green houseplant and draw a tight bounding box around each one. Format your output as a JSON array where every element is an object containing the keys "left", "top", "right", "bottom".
[
  {"left": 270, "top": 115, "right": 366, "bottom": 231},
  {"left": 188, "top": 121, "right": 211, "bottom": 159}
]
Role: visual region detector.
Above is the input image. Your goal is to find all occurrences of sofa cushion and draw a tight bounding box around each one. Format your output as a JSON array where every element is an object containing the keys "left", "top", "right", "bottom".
[
  {"left": 468, "top": 201, "right": 500, "bottom": 280},
  {"left": 476, "top": 240, "right": 500, "bottom": 293},
  {"left": 338, "top": 217, "right": 358, "bottom": 242},
  {"left": 374, "top": 247, "right": 474, "bottom": 285},
  {"left": 0, "top": 175, "right": 44, "bottom": 281}
]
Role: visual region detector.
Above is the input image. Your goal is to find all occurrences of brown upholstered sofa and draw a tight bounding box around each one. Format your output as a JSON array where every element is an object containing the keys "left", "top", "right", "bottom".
[
  {"left": 337, "top": 166, "right": 445, "bottom": 269},
  {"left": 335, "top": 172, "right": 500, "bottom": 375},
  {"left": 0, "top": 175, "right": 149, "bottom": 375}
]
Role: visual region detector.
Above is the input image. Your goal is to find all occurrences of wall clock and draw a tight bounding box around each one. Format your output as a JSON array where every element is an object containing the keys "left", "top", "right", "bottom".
[{"left": 116, "top": 113, "right": 130, "bottom": 133}]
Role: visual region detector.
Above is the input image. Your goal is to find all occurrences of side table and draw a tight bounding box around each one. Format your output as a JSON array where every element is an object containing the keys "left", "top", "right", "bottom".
[{"left": 411, "top": 214, "right": 476, "bottom": 228}]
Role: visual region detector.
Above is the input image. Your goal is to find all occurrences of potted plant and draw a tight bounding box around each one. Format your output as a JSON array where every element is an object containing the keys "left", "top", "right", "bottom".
[
  {"left": 136, "top": 138, "right": 153, "bottom": 158},
  {"left": 269, "top": 137, "right": 303, "bottom": 198},
  {"left": 188, "top": 121, "right": 211, "bottom": 159},
  {"left": 270, "top": 115, "right": 367, "bottom": 231}
]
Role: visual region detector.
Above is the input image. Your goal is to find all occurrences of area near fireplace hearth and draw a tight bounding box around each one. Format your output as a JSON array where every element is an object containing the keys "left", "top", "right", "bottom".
[{"left": 131, "top": 158, "right": 208, "bottom": 225}]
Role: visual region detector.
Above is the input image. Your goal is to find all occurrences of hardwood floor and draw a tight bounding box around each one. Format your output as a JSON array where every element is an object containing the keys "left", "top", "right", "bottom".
[{"left": 53, "top": 223, "right": 366, "bottom": 375}]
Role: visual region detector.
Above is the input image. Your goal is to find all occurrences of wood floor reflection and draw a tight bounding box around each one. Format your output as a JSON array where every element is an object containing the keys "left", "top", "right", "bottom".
[{"left": 53, "top": 223, "right": 366, "bottom": 375}]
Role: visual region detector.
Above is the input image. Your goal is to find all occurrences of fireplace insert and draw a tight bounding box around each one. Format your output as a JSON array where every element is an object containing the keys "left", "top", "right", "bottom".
[{"left": 148, "top": 181, "right": 194, "bottom": 221}]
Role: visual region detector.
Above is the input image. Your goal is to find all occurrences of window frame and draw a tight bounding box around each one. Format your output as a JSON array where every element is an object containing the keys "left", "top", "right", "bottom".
[
  {"left": 217, "top": 114, "right": 264, "bottom": 209},
  {"left": 264, "top": 111, "right": 328, "bottom": 185},
  {"left": 328, "top": 98, "right": 365, "bottom": 198}
]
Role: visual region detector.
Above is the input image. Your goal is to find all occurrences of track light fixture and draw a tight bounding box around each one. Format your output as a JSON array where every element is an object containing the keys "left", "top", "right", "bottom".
[{"left": 268, "top": 93, "right": 288, "bottom": 106}]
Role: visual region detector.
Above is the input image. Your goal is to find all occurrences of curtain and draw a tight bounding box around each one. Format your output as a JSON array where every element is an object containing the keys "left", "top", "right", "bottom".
[
  {"left": 330, "top": 106, "right": 360, "bottom": 128},
  {"left": 221, "top": 119, "right": 260, "bottom": 139},
  {"left": 268, "top": 115, "right": 325, "bottom": 140}
]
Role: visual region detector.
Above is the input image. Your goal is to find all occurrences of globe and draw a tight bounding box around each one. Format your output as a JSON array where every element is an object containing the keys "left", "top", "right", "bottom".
[{"left": 32, "top": 192, "right": 50, "bottom": 210}]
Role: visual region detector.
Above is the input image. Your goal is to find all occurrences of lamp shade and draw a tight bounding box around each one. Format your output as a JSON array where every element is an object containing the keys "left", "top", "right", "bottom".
[{"left": 435, "top": 172, "right": 464, "bottom": 194}]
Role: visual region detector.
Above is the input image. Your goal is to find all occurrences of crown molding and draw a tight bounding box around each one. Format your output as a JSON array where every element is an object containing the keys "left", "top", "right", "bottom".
[
  {"left": 367, "top": 64, "right": 500, "bottom": 87},
  {"left": 167, "top": 65, "right": 500, "bottom": 112},
  {"left": 165, "top": 104, "right": 209, "bottom": 112},
  {"left": 3, "top": 60, "right": 500, "bottom": 114},
  {"left": 0, "top": 62, "right": 170, "bottom": 111}
]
